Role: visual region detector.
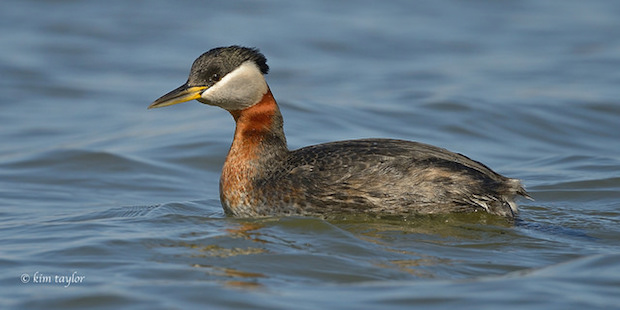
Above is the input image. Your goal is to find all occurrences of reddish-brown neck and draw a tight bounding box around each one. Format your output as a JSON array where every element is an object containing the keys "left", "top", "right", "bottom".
[
  {"left": 220, "top": 89, "right": 288, "bottom": 215},
  {"left": 227, "top": 89, "right": 286, "bottom": 157}
]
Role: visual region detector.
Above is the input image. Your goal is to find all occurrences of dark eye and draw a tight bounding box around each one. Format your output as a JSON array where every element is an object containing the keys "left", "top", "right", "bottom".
[{"left": 210, "top": 73, "right": 221, "bottom": 82}]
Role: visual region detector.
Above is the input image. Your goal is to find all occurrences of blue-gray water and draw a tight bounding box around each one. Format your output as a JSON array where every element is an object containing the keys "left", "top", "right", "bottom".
[{"left": 2, "top": 1, "right": 620, "bottom": 309}]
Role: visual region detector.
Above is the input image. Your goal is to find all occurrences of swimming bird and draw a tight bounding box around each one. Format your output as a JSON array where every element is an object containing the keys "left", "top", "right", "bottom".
[{"left": 149, "top": 46, "right": 529, "bottom": 218}]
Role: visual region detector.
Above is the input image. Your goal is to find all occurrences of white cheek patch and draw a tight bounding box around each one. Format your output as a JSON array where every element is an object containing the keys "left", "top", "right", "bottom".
[{"left": 200, "top": 61, "right": 268, "bottom": 110}]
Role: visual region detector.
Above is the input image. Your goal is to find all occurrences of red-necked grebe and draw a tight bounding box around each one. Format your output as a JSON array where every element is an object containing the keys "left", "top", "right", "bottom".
[{"left": 149, "top": 46, "right": 530, "bottom": 218}]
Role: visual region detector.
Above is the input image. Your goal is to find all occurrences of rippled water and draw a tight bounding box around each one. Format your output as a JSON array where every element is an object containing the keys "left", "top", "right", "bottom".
[{"left": 2, "top": 0, "right": 620, "bottom": 309}]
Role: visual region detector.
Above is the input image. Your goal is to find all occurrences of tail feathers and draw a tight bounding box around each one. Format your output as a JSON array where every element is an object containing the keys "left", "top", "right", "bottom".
[
  {"left": 510, "top": 178, "right": 534, "bottom": 201},
  {"left": 468, "top": 194, "right": 516, "bottom": 217},
  {"left": 468, "top": 178, "right": 532, "bottom": 218}
]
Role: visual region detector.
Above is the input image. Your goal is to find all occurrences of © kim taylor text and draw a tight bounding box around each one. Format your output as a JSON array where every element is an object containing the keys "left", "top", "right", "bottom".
[{"left": 21, "top": 271, "right": 85, "bottom": 288}]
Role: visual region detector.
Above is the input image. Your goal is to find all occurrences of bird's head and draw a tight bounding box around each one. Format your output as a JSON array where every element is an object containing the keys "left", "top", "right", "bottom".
[{"left": 149, "top": 46, "right": 270, "bottom": 111}]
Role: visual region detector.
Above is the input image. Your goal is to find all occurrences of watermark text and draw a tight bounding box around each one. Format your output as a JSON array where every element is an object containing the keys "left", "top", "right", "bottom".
[{"left": 21, "top": 271, "right": 85, "bottom": 288}]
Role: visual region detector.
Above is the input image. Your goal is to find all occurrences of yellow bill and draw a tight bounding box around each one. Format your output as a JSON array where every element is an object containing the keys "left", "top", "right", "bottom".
[{"left": 148, "top": 84, "right": 208, "bottom": 109}]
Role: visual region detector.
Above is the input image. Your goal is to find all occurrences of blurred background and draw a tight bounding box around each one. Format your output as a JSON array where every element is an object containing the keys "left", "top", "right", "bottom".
[{"left": 1, "top": 1, "right": 619, "bottom": 309}]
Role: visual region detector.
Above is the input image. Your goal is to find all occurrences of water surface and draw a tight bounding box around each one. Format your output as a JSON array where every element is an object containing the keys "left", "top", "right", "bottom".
[{"left": 1, "top": 0, "right": 619, "bottom": 309}]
